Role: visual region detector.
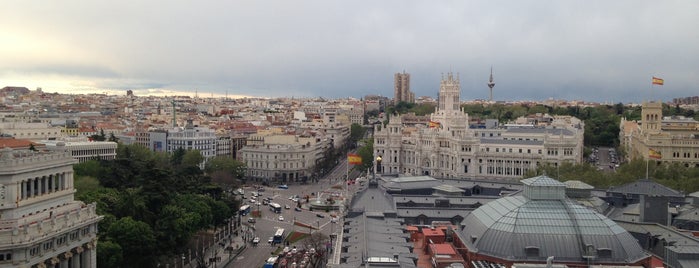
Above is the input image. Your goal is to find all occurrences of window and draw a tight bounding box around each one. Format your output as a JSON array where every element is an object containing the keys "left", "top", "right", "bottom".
[
  {"left": 29, "top": 246, "right": 40, "bottom": 256},
  {"left": 44, "top": 241, "right": 53, "bottom": 250},
  {"left": 0, "top": 252, "right": 11, "bottom": 261}
]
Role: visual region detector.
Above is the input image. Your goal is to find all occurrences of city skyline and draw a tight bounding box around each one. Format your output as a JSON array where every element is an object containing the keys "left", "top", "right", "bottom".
[{"left": 1, "top": 1, "right": 697, "bottom": 103}]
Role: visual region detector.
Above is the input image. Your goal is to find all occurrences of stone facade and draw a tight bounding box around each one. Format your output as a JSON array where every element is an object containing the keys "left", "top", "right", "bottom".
[
  {"left": 0, "top": 147, "right": 102, "bottom": 268},
  {"left": 620, "top": 101, "right": 699, "bottom": 167},
  {"left": 374, "top": 72, "right": 584, "bottom": 180}
]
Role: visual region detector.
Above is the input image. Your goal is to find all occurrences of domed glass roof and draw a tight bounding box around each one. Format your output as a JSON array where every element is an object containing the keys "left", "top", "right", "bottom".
[{"left": 459, "top": 176, "right": 648, "bottom": 263}]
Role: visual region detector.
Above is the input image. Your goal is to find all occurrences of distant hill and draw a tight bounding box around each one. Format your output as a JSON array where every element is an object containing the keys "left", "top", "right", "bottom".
[{"left": 1, "top": 86, "right": 30, "bottom": 96}]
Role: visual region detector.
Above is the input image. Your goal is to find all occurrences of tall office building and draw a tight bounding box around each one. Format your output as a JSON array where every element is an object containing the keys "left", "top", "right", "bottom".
[
  {"left": 394, "top": 71, "right": 414, "bottom": 103},
  {"left": 0, "top": 146, "right": 103, "bottom": 267}
]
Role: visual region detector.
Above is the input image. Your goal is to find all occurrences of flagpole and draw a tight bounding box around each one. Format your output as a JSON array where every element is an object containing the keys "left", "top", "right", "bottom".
[{"left": 645, "top": 155, "right": 649, "bottom": 180}]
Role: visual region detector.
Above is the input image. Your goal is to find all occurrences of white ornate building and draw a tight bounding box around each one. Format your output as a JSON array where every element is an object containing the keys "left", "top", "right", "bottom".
[
  {"left": 373, "top": 72, "right": 584, "bottom": 180},
  {"left": 0, "top": 146, "right": 103, "bottom": 268}
]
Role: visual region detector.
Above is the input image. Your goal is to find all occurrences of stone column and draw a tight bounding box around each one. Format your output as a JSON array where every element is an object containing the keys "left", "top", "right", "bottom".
[{"left": 28, "top": 178, "right": 33, "bottom": 198}]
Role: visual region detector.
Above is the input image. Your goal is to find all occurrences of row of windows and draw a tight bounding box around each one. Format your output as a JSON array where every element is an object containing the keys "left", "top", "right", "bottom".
[
  {"left": 0, "top": 252, "right": 11, "bottom": 261},
  {"left": 29, "top": 228, "right": 90, "bottom": 257},
  {"left": 8, "top": 132, "right": 61, "bottom": 137},
  {"left": 246, "top": 161, "right": 306, "bottom": 169},
  {"left": 671, "top": 152, "right": 699, "bottom": 158},
  {"left": 244, "top": 153, "right": 308, "bottom": 160},
  {"left": 20, "top": 174, "right": 67, "bottom": 201}
]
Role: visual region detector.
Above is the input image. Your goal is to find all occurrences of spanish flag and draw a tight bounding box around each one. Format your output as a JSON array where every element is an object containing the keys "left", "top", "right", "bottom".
[
  {"left": 348, "top": 153, "right": 362, "bottom": 165},
  {"left": 649, "top": 149, "right": 662, "bottom": 160},
  {"left": 652, "top": 76, "right": 664, "bottom": 86},
  {"left": 428, "top": 120, "right": 440, "bottom": 128}
]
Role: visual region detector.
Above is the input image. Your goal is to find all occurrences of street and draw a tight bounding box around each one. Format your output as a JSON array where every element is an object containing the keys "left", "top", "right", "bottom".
[{"left": 226, "top": 155, "right": 361, "bottom": 267}]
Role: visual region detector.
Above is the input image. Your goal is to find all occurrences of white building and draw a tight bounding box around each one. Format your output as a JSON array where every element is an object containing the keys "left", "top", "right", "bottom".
[
  {"left": 41, "top": 140, "right": 118, "bottom": 163},
  {"left": 0, "top": 147, "right": 103, "bottom": 267},
  {"left": 373, "top": 72, "right": 584, "bottom": 180},
  {"left": 240, "top": 134, "right": 329, "bottom": 182}
]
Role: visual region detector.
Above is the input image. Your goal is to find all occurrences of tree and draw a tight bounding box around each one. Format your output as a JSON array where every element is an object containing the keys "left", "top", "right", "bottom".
[
  {"left": 107, "top": 217, "right": 157, "bottom": 267},
  {"left": 302, "top": 232, "right": 330, "bottom": 257},
  {"left": 108, "top": 132, "right": 119, "bottom": 142},
  {"left": 356, "top": 138, "right": 374, "bottom": 172},
  {"left": 97, "top": 240, "right": 123, "bottom": 268},
  {"left": 182, "top": 149, "right": 204, "bottom": 169}
]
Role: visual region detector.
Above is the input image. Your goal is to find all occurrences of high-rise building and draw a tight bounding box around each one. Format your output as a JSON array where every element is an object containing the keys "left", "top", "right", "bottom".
[
  {"left": 394, "top": 71, "right": 414, "bottom": 103},
  {"left": 0, "top": 146, "right": 103, "bottom": 267}
]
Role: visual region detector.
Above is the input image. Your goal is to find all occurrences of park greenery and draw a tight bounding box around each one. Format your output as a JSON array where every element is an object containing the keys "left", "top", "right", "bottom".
[{"left": 73, "top": 144, "right": 243, "bottom": 267}]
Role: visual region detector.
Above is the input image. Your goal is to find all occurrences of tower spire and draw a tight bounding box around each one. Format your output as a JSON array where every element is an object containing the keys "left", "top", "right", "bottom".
[{"left": 487, "top": 66, "right": 495, "bottom": 102}]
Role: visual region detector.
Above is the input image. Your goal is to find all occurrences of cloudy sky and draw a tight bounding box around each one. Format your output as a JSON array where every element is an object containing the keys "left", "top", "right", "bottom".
[{"left": 1, "top": 1, "right": 697, "bottom": 103}]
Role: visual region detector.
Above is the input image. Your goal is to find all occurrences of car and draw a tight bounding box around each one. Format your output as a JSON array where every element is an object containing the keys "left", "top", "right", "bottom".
[
  {"left": 252, "top": 237, "right": 260, "bottom": 244},
  {"left": 316, "top": 213, "right": 325, "bottom": 218},
  {"left": 278, "top": 184, "right": 289, "bottom": 189},
  {"left": 268, "top": 237, "right": 274, "bottom": 244},
  {"left": 284, "top": 205, "right": 290, "bottom": 209},
  {"left": 248, "top": 217, "right": 256, "bottom": 223},
  {"left": 331, "top": 217, "right": 338, "bottom": 223},
  {"left": 294, "top": 207, "right": 302, "bottom": 212},
  {"left": 278, "top": 215, "right": 284, "bottom": 221}
]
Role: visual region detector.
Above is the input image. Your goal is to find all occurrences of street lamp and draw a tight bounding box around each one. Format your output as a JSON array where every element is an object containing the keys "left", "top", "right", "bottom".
[{"left": 376, "top": 156, "right": 382, "bottom": 174}]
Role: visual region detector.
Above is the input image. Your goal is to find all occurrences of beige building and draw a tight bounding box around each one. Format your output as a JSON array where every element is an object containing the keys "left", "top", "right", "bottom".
[
  {"left": 0, "top": 147, "right": 102, "bottom": 268},
  {"left": 620, "top": 101, "right": 699, "bottom": 167},
  {"left": 240, "top": 133, "right": 331, "bottom": 182},
  {"left": 374, "top": 72, "right": 584, "bottom": 180}
]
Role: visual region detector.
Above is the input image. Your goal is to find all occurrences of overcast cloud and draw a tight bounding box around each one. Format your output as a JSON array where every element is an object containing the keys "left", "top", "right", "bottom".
[{"left": 1, "top": 1, "right": 697, "bottom": 103}]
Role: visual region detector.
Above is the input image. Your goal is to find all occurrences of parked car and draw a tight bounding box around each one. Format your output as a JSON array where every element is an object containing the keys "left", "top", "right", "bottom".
[
  {"left": 316, "top": 213, "right": 325, "bottom": 218},
  {"left": 248, "top": 217, "right": 256, "bottom": 223},
  {"left": 294, "top": 207, "right": 302, "bottom": 212},
  {"left": 278, "top": 184, "right": 289, "bottom": 189},
  {"left": 284, "top": 205, "right": 290, "bottom": 209}
]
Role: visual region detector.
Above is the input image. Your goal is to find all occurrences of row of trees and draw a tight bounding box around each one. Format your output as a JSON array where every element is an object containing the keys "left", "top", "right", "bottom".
[
  {"left": 526, "top": 159, "right": 699, "bottom": 194},
  {"left": 74, "top": 144, "right": 243, "bottom": 267}
]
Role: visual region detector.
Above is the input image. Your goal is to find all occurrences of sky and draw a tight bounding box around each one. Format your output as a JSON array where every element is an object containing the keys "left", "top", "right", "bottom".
[{"left": 1, "top": 1, "right": 697, "bottom": 103}]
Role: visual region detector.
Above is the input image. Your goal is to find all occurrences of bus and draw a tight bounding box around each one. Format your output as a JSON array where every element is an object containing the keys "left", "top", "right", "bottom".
[
  {"left": 272, "top": 228, "right": 286, "bottom": 244},
  {"left": 239, "top": 205, "right": 251, "bottom": 216},
  {"left": 269, "top": 203, "right": 282, "bottom": 214}
]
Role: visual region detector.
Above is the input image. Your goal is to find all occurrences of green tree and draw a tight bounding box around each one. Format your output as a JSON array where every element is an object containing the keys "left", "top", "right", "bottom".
[
  {"left": 107, "top": 217, "right": 157, "bottom": 267},
  {"left": 356, "top": 138, "right": 374, "bottom": 172},
  {"left": 182, "top": 149, "right": 204, "bottom": 169},
  {"left": 74, "top": 160, "right": 103, "bottom": 178},
  {"left": 97, "top": 240, "right": 123, "bottom": 268}
]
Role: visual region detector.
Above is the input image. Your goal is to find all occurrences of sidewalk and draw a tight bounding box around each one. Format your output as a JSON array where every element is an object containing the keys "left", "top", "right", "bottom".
[{"left": 187, "top": 229, "right": 246, "bottom": 268}]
